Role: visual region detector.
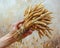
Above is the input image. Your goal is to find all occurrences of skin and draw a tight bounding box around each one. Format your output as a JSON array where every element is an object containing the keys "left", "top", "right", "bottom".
[{"left": 0, "top": 20, "right": 33, "bottom": 48}]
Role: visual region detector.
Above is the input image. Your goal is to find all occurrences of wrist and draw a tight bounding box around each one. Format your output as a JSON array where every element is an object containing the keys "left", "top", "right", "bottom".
[
  {"left": 6, "top": 32, "right": 17, "bottom": 42},
  {"left": 9, "top": 27, "right": 24, "bottom": 42},
  {"left": 8, "top": 30, "right": 19, "bottom": 41},
  {"left": 0, "top": 32, "right": 17, "bottom": 48}
]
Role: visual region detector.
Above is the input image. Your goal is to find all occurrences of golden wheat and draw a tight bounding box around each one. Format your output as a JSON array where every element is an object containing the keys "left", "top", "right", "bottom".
[{"left": 16, "top": 4, "right": 53, "bottom": 41}]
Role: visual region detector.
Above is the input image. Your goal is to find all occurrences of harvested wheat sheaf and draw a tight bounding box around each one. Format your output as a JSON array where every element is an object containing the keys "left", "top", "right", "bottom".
[{"left": 16, "top": 4, "right": 53, "bottom": 41}]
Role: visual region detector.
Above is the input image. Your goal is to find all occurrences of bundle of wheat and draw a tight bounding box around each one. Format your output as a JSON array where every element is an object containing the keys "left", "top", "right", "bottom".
[{"left": 16, "top": 4, "right": 53, "bottom": 41}]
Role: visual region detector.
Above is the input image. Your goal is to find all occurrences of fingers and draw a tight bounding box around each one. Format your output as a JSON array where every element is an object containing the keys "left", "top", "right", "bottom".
[
  {"left": 16, "top": 20, "right": 24, "bottom": 27},
  {"left": 22, "top": 29, "right": 33, "bottom": 38},
  {"left": 13, "top": 20, "right": 24, "bottom": 29}
]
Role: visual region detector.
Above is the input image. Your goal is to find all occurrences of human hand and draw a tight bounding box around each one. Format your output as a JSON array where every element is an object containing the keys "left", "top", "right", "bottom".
[{"left": 11, "top": 20, "right": 33, "bottom": 41}]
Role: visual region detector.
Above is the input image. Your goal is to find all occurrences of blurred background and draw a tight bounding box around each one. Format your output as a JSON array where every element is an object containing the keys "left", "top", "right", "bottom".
[{"left": 0, "top": 0, "right": 60, "bottom": 48}]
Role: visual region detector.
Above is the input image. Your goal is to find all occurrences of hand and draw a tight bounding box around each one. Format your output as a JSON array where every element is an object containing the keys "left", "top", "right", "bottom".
[
  {"left": 11, "top": 20, "right": 33, "bottom": 40},
  {"left": 0, "top": 20, "right": 33, "bottom": 48}
]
